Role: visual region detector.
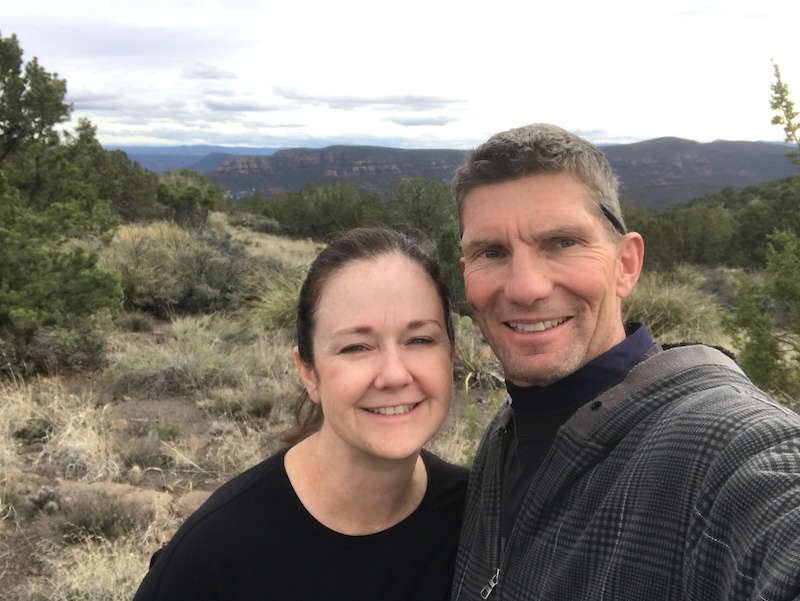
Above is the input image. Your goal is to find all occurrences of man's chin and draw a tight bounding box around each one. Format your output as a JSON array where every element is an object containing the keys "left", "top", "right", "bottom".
[
  {"left": 491, "top": 341, "right": 581, "bottom": 386},
  {"left": 503, "top": 364, "right": 570, "bottom": 388}
]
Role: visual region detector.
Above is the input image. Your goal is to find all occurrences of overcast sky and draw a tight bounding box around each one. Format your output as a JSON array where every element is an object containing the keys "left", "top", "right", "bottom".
[{"left": 5, "top": 0, "right": 800, "bottom": 149}]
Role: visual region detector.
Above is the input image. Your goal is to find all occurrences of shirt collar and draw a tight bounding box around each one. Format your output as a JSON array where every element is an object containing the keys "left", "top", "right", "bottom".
[{"left": 507, "top": 323, "right": 654, "bottom": 415}]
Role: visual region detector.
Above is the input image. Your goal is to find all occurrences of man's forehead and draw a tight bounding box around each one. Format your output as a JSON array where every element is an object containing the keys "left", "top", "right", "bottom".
[
  {"left": 460, "top": 208, "right": 608, "bottom": 254},
  {"left": 462, "top": 173, "right": 592, "bottom": 207}
]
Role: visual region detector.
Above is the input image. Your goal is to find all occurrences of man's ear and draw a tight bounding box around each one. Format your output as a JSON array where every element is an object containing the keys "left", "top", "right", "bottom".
[
  {"left": 616, "top": 232, "right": 645, "bottom": 299},
  {"left": 293, "top": 347, "right": 320, "bottom": 403}
]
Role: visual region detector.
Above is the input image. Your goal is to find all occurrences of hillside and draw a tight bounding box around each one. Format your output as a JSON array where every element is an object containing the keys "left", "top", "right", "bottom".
[
  {"left": 115, "top": 145, "right": 282, "bottom": 174},
  {"left": 120, "top": 138, "right": 797, "bottom": 207},
  {"left": 0, "top": 216, "right": 499, "bottom": 600},
  {"left": 208, "top": 146, "right": 467, "bottom": 199},
  {"left": 203, "top": 139, "right": 796, "bottom": 206},
  {"left": 604, "top": 138, "right": 797, "bottom": 207}
]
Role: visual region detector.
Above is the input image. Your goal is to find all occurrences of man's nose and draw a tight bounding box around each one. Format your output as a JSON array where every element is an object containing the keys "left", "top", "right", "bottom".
[{"left": 504, "top": 251, "right": 554, "bottom": 306}]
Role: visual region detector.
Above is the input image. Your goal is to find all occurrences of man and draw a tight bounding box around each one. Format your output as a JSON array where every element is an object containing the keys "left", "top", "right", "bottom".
[{"left": 451, "top": 123, "right": 800, "bottom": 600}]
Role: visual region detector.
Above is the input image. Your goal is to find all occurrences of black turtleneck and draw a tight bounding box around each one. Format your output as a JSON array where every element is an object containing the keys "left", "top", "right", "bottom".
[{"left": 501, "top": 323, "right": 655, "bottom": 541}]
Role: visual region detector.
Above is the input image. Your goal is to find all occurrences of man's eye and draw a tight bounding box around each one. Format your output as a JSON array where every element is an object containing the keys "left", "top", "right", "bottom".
[
  {"left": 558, "top": 239, "right": 577, "bottom": 248},
  {"left": 341, "top": 344, "right": 366, "bottom": 353},
  {"left": 479, "top": 249, "right": 502, "bottom": 259}
]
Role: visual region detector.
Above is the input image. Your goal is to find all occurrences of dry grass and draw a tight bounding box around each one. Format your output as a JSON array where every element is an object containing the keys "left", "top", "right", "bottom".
[
  {"left": 29, "top": 537, "right": 153, "bottom": 601},
  {"left": 453, "top": 315, "right": 504, "bottom": 391},
  {"left": 111, "top": 221, "right": 195, "bottom": 248},
  {"left": 199, "top": 422, "right": 277, "bottom": 475},
  {"left": 1, "top": 378, "right": 37, "bottom": 474},
  {"left": 5, "top": 223, "right": 755, "bottom": 599},
  {"left": 426, "top": 415, "right": 474, "bottom": 466},
  {"left": 0, "top": 317, "right": 491, "bottom": 596},
  {"left": 0, "top": 378, "right": 175, "bottom": 600},
  {"left": 1, "top": 378, "right": 120, "bottom": 483},
  {"left": 243, "top": 271, "right": 305, "bottom": 330},
  {"left": 217, "top": 211, "right": 322, "bottom": 267},
  {"left": 2, "top": 223, "right": 480, "bottom": 599},
  {"left": 623, "top": 265, "right": 731, "bottom": 348},
  {"left": 103, "top": 315, "right": 269, "bottom": 399},
  {"left": 38, "top": 404, "right": 121, "bottom": 484},
  {"left": 427, "top": 385, "right": 507, "bottom": 468}
]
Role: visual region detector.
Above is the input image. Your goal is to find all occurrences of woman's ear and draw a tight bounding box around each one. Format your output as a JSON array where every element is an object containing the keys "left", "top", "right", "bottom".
[
  {"left": 293, "top": 347, "right": 320, "bottom": 403},
  {"left": 615, "top": 232, "right": 644, "bottom": 299}
]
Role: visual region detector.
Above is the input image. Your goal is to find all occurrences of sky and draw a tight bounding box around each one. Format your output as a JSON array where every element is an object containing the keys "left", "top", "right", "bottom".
[{"left": 5, "top": 0, "right": 800, "bottom": 150}]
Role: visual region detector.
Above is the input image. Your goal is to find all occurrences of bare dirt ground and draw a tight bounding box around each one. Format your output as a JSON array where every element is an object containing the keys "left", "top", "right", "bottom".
[
  {"left": 1, "top": 364, "right": 499, "bottom": 600},
  {"left": 1, "top": 372, "right": 225, "bottom": 599},
  {"left": 0, "top": 219, "right": 502, "bottom": 599}
]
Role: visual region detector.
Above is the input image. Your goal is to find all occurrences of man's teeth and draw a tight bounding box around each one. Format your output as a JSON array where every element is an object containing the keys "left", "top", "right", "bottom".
[
  {"left": 508, "top": 317, "right": 567, "bottom": 333},
  {"left": 367, "top": 404, "right": 416, "bottom": 415}
]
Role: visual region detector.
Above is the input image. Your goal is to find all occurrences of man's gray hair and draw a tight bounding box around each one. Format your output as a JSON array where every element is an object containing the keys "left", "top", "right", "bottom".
[{"left": 452, "top": 123, "right": 626, "bottom": 237}]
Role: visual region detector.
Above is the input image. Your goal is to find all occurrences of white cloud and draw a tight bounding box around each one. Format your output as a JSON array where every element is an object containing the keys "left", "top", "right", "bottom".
[
  {"left": 184, "top": 63, "right": 238, "bottom": 80},
  {"left": 389, "top": 116, "right": 453, "bottom": 127},
  {"left": 204, "top": 98, "right": 278, "bottom": 112},
  {"left": 5, "top": 0, "right": 800, "bottom": 148}
]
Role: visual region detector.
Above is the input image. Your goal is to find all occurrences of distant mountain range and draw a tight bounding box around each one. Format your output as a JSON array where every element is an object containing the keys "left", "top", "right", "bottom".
[
  {"left": 116, "top": 145, "right": 281, "bottom": 174},
  {"left": 113, "top": 139, "right": 798, "bottom": 207},
  {"left": 603, "top": 138, "right": 797, "bottom": 206}
]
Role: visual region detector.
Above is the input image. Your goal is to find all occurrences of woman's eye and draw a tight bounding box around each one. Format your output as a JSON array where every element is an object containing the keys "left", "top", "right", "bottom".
[
  {"left": 341, "top": 344, "right": 366, "bottom": 353},
  {"left": 409, "top": 337, "right": 433, "bottom": 346}
]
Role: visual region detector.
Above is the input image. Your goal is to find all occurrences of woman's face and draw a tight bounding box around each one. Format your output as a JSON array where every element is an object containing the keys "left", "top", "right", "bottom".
[{"left": 295, "top": 254, "right": 453, "bottom": 463}]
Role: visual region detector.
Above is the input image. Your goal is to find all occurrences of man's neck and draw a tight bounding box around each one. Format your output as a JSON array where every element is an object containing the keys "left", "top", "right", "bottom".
[{"left": 506, "top": 323, "right": 654, "bottom": 414}]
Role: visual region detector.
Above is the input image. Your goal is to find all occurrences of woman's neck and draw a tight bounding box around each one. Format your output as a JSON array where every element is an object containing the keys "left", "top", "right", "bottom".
[{"left": 284, "top": 434, "right": 427, "bottom": 535}]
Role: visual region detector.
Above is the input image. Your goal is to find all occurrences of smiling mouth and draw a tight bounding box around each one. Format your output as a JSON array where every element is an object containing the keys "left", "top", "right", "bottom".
[
  {"left": 506, "top": 317, "right": 568, "bottom": 333},
  {"left": 365, "top": 403, "right": 419, "bottom": 416}
]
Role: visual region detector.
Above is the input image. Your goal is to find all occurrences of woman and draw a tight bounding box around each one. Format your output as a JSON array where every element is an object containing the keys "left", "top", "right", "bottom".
[{"left": 133, "top": 227, "right": 468, "bottom": 601}]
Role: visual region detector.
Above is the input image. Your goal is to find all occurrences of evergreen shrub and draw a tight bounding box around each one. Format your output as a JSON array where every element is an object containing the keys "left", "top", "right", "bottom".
[
  {"left": 100, "top": 221, "right": 255, "bottom": 316},
  {"left": 103, "top": 315, "right": 264, "bottom": 398}
]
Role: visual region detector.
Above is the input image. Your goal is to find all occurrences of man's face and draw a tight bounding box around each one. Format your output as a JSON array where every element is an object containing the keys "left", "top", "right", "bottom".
[{"left": 460, "top": 172, "right": 642, "bottom": 387}]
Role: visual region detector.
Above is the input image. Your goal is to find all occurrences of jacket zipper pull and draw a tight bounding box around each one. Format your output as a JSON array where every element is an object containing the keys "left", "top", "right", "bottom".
[{"left": 480, "top": 569, "right": 500, "bottom": 599}]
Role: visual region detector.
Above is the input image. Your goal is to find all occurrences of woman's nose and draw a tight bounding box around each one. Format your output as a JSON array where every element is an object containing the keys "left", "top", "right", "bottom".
[{"left": 373, "top": 347, "right": 413, "bottom": 389}]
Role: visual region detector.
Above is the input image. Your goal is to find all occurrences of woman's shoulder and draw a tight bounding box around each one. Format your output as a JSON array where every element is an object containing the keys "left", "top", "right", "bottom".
[
  {"left": 201, "top": 448, "right": 288, "bottom": 510},
  {"left": 136, "top": 449, "right": 295, "bottom": 599},
  {"left": 410, "top": 451, "right": 468, "bottom": 546},
  {"left": 164, "top": 449, "right": 291, "bottom": 544},
  {"left": 420, "top": 449, "right": 469, "bottom": 489}
]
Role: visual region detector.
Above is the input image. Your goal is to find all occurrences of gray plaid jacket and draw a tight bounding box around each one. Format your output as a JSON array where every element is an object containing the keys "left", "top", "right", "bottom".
[{"left": 452, "top": 345, "right": 800, "bottom": 601}]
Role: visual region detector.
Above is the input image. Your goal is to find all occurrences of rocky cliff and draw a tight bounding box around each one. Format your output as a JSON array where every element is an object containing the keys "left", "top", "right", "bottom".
[
  {"left": 209, "top": 145, "right": 466, "bottom": 198},
  {"left": 206, "top": 139, "right": 797, "bottom": 206}
]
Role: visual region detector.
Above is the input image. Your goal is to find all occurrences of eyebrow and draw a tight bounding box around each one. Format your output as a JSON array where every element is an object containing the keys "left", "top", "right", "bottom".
[
  {"left": 462, "top": 226, "right": 587, "bottom": 253},
  {"left": 461, "top": 238, "right": 500, "bottom": 253},
  {"left": 331, "top": 319, "right": 443, "bottom": 338}
]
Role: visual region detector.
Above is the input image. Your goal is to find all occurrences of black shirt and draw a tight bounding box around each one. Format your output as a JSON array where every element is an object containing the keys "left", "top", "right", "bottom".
[
  {"left": 501, "top": 323, "right": 655, "bottom": 540},
  {"left": 133, "top": 449, "right": 468, "bottom": 601}
]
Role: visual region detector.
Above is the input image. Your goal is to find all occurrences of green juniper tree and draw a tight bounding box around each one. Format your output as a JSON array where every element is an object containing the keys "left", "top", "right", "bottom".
[
  {"left": 725, "top": 62, "right": 800, "bottom": 401},
  {"left": 0, "top": 32, "right": 122, "bottom": 375},
  {"left": 383, "top": 176, "right": 455, "bottom": 241},
  {"left": 771, "top": 61, "right": 800, "bottom": 167}
]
